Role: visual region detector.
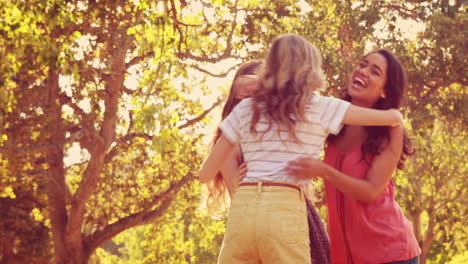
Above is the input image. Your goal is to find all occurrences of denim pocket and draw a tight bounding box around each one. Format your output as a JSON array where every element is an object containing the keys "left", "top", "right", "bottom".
[
  {"left": 223, "top": 201, "right": 248, "bottom": 245},
  {"left": 267, "top": 201, "right": 308, "bottom": 245}
]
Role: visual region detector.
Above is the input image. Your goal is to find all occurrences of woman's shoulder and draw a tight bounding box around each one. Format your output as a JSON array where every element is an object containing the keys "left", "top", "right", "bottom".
[
  {"left": 233, "top": 98, "right": 254, "bottom": 112},
  {"left": 325, "top": 139, "right": 362, "bottom": 155},
  {"left": 389, "top": 124, "right": 404, "bottom": 137},
  {"left": 239, "top": 97, "right": 253, "bottom": 105},
  {"left": 384, "top": 124, "right": 404, "bottom": 151},
  {"left": 312, "top": 94, "right": 346, "bottom": 102},
  {"left": 310, "top": 95, "right": 350, "bottom": 110}
]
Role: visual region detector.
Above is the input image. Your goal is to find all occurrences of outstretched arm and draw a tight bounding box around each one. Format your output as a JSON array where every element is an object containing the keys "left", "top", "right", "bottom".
[
  {"left": 344, "top": 105, "right": 403, "bottom": 127},
  {"left": 286, "top": 125, "right": 404, "bottom": 202},
  {"left": 198, "top": 135, "right": 235, "bottom": 184}
]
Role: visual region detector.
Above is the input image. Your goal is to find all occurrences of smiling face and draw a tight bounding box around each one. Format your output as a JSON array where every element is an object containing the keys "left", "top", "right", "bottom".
[{"left": 348, "top": 53, "right": 388, "bottom": 107}]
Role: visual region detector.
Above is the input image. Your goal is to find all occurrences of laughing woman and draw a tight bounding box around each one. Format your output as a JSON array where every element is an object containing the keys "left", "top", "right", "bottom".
[{"left": 286, "top": 49, "right": 421, "bottom": 264}]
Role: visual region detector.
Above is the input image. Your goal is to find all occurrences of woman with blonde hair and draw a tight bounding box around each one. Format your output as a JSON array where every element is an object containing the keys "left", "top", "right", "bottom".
[{"left": 199, "top": 33, "right": 402, "bottom": 263}]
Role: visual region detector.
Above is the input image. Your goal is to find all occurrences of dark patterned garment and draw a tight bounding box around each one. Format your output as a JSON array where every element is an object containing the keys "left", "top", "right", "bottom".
[{"left": 306, "top": 198, "right": 331, "bottom": 264}]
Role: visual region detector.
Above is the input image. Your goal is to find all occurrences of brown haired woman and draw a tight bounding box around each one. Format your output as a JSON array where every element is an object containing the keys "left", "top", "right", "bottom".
[
  {"left": 206, "top": 59, "right": 262, "bottom": 209},
  {"left": 286, "top": 49, "right": 421, "bottom": 264}
]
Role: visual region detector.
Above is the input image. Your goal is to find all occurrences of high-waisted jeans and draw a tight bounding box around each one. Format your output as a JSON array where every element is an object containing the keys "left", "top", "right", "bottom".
[{"left": 217, "top": 182, "right": 311, "bottom": 264}]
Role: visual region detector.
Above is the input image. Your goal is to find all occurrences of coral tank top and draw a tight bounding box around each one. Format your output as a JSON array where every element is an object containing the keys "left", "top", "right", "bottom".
[{"left": 323, "top": 143, "right": 421, "bottom": 264}]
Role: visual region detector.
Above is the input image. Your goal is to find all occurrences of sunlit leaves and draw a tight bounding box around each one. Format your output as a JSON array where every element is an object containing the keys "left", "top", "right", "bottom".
[
  {"left": 0, "top": 0, "right": 466, "bottom": 263},
  {"left": 395, "top": 120, "right": 467, "bottom": 263},
  {"left": 0, "top": 186, "right": 16, "bottom": 199}
]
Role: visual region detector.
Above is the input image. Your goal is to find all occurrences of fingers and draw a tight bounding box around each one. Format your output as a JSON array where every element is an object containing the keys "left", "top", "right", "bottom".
[
  {"left": 296, "top": 156, "right": 313, "bottom": 164},
  {"left": 286, "top": 156, "right": 309, "bottom": 168},
  {"left": 285, "top": 166, "right": 300, "bottom": 176},
  {"left": 238, "top": 162, "right": 248, "bottom": 180},
  {"left": 285, "top": 157, "right": 318, "bottom": 180},
  {"left": 284, "top": 162, "right": 306, "bottom": 180},
  {"left": 239, "top": 165, "right": 247, "bottom": 175}
]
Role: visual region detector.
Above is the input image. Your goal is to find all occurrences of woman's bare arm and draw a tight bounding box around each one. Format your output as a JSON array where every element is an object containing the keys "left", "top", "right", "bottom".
[
  {"left": 198, "top": 135, "right": 235, "bottom": 183},
  {"left": 286, "top": 126, "right": 404, "bottom": 202},
  {"left": 220, "top": 150, "right": 242, "bottom": 197},
  {"left": 344, "top": 105, "right": 403, "bottom": 127}
]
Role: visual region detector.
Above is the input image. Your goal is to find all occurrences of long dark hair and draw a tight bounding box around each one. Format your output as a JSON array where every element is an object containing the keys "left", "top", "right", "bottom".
[
  {"left": 329, "top": 49, "right": 414, "bottom": 169},
  {"left": 207, "top": 60, "right": 262, "bottom": 211}
]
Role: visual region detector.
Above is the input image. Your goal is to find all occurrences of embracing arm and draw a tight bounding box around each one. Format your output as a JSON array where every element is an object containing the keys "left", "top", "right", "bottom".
[
  {"left": 287, "top": 126, "right": 403, "bottom": 202},
  {"left": 220, "top": 150, "right": 246, "bottom": 198},
  {"left": 198, "top": 135, "right": 236, "bottom": 184},
  {"left": 344, "top": 105, "right": 403, "bottom": 127},
  {"left": 324, "top": 125, "right": 403, "bottom": 202}
]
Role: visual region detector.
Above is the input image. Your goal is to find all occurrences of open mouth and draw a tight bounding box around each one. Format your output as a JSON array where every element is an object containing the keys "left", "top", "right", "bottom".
[{"left": 353, "top": 77, "right": 366, "bottom": 88}]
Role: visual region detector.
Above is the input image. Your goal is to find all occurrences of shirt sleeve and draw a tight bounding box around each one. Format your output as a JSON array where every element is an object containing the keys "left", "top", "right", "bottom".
[
  {"left": 318, "top": 96, "right": 351, "bottom": 135},
  {"left": 218, "top": 99, "right": 249, "bottom": 144}
]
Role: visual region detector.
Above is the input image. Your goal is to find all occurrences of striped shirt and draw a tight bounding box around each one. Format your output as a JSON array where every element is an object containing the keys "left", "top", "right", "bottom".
[{"left": 219, "top": 95, "right": 351, "bottom": 186}]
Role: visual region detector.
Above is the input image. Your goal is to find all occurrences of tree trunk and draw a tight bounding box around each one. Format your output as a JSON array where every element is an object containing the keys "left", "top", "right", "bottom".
[
  {"left": 44, "top": 59, "right": 91, "bottom": 264},
  {"left": 420, "top": 213, "right": 436, "bottom": 264},
  {"left": 45, "top": 65, "right": 73, "bottom": 264}
]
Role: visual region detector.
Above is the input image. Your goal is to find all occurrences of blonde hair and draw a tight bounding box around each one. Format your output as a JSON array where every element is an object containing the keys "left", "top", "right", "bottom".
[{"left": 251, "top": 33, "right": 324, "bottom": 141}]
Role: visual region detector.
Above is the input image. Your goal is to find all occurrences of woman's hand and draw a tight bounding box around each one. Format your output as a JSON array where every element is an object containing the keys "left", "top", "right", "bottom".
[
  {"left": 224, "top": 162, "right": 247, "bottom": 196},
  {"left": 233, "top": 162, "right": 247, "bottom": 186},
  {"left": 285, "top": 157, "right": 327, "bottom": 181}
]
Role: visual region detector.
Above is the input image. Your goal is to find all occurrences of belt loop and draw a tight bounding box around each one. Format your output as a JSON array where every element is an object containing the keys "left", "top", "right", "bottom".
[{"left": 256, "top": 182, "right": 263, "bottom": 198}]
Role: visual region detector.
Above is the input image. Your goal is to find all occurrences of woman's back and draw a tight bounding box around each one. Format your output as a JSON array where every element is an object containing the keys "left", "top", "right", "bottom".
[{"left": 219, "top": 95, "right": 350, "bottom": 185}]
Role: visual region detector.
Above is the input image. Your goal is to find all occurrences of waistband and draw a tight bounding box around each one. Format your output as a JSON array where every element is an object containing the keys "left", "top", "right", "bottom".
[{"left": 238, "top": 181, "right": 301, "bottom": 192}]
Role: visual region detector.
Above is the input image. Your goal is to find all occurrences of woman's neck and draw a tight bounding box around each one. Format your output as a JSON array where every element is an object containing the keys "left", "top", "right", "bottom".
[
  {"left": 334, "top": 125, "right": 367, "bottom": 152},
  {"left": 350, "top": 99, "right": 374, "bottom": 108}
]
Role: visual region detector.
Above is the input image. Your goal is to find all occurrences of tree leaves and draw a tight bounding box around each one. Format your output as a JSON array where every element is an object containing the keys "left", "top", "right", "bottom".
[{"left": 0, "top": 1, "right": 465, "bottom": 263}]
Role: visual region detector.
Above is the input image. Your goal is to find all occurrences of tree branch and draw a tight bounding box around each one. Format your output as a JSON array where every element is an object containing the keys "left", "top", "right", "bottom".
[
  {"left": 84, "top": 173, "right": 196, "bottom": 252},
  {"left": 125, "top": 51, "right": 154, "bottom": 69},
  {"left": 380, "top": 4, "right": 421, "bottom": 19},
  {"left": 225, "top": 0, "right": 240, "bottom": 56},
  {"left": 168, "top": 0, "right": 185, "bottom": 53},
  {"left": 183, "top": 63, "right": 238, "bottom": 78},
  {"left": 68, "top": 30, "right": 132, "bottom": 245},
  {"left": 176, "top": 51, "right": 243, "bottom": 63},
  {"left": 178, "top": 98, "right": 224, "bottom": 129},
  {"left": 103, "top": 133, "right": 154, "bottom": 164},
  {"left": 0, "top": 144, "right": 55, "bottom": 156},
  {"left": 176, "top": 1, "right": 242, "bottom": 64},
  {"left": 122, "top": 85, "right": 136, "bottom": 95}
]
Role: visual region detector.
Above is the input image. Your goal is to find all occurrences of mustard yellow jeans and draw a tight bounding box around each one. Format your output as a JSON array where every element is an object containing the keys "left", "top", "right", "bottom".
[{"left": 218, "top": 182, "right": 311, "bottom": 264}]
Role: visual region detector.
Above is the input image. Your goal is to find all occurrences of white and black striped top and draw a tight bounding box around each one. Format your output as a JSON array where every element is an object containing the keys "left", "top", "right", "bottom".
[{"left": 219, "top": 95, "right": 350, "bottom": 186}]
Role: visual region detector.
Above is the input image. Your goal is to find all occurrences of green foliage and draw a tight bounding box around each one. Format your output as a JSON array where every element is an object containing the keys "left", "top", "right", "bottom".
[
  {"left": 0, "top": 0, "right": 465, "bottom": 263},
  {"left": 396, "top": 119, "right": 467, "bottom": 263},
  {"left": 94, "top": 184, "right": 226, "bottom": 264},
  {"left": 445, "top": 251, "right": 468, "bottom": 264}
]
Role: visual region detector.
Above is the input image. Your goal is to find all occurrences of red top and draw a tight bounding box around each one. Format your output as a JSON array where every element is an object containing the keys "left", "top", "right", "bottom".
[{"left": 323, "top": 143, "right": 421, "bottom": 264}]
